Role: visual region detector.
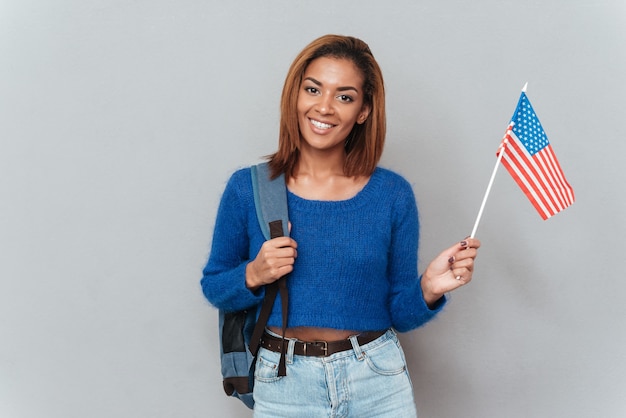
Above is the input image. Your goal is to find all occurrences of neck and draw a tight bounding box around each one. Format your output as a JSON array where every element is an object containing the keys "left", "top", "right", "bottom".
[
  {"left": 288, "top": 148, "right": 370, "bottom": 201},
  {"left": 295, "top": 148, "right": 346, "bottom": 180}
]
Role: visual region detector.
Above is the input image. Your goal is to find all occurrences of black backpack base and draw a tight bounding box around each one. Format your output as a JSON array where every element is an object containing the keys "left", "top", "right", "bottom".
[{"left": 219, "top": 308, "right": 257, "bottom": 409}]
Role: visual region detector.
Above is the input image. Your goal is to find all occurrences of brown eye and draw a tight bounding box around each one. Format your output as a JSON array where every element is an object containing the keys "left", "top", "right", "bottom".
[{"left": 304, "top": 86, "right": 319, "bottom": 95}]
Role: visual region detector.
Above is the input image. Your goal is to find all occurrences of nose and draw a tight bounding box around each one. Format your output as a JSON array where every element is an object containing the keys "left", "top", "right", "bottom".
[{"left": 316, "top": 93, "right": 335, "bottom": 115}]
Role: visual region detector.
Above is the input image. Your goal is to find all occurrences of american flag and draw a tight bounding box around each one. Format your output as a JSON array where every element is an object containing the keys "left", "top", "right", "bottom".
[{"left": 497, "top": 92, "right": 575, "bottom": 220}]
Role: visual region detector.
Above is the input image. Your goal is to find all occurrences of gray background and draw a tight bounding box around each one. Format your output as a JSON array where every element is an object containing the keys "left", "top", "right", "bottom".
[{"left": 1, "top": 1, "right": 624, "bottom": 417}]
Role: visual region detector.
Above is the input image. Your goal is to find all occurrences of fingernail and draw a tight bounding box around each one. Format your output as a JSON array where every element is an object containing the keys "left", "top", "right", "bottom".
[
  {"left": 460, "top": 240, "right": 468, "bottom": 248},
  {"left": 448, "top": 256, "right": 455, "bottom": 264}
]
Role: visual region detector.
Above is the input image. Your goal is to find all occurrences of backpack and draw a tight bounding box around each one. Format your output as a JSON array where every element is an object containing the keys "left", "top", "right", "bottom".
[{"left": 218, "top": 162, "right": 289, "bottom": 409}]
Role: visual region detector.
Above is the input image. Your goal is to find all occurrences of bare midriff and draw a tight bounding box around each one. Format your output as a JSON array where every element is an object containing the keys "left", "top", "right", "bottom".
[{"left": 268, "top": 326, "right": 362, "bottom": 342}]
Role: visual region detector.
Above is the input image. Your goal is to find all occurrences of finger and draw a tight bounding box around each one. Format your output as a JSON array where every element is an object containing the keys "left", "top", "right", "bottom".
[
  {"left": 275, "top": 246, "right": 298, "bottom": 260},
  {"left": 263, "top": 252, "right": 296, "bottom": 278},
  {"left": 446, "top": 268, "right": 472, "bottom": 285},
  {"left": 451, "top": 267, "right": 472, "bottom": 283},
  {"left": 454, "top": 276, "right": 469, "bottom": 284},
  {"left": 261, "top": 245, "right": 297, "bottom": 265},
  {"left": 272, "top": 236, "right": 297, "bottom": 249},
  {"left": 261, "top": 237, "right": 297, "bottom": 255},
  {"left": 448, "top": 249, "right": 476, "bottom": 264},
  {"left": 443, "top": 239, "right": 473, "bottom": 264},
  {"left": 454, "top": 256, "right": 474, "bottom": 270},
  {"left": 450, "top": 249, "right": 476, "bottom": 277},
  {"left": 451, "top": 248, "right": 477, "bottom": 265},
  {"left": 463, "top": 237, "right": 481, "bottom": 249}
]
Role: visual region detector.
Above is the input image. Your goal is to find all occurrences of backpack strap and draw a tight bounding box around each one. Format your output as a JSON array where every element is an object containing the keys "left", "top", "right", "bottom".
[
  {"left": 248, "top": 162, "right": 289, "bottom": 377},
  {"left": 250, "top": 162, "right": 289, "bottom": 241}
]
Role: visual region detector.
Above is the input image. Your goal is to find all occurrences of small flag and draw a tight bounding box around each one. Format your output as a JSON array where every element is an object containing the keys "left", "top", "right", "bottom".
[{"left": 497, "top": 92, "right": 575, "bottom": 220}]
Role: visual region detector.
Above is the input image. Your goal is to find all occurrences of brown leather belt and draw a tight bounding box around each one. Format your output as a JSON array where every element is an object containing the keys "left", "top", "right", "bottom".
[{"left": 260, "top": 330, "right": 387, "bottom": 357}]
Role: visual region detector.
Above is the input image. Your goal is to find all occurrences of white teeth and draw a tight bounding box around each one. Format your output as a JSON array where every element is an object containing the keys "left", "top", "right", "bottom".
[{"left": 310, "top": 119, "right": 333, "bottom": 129}]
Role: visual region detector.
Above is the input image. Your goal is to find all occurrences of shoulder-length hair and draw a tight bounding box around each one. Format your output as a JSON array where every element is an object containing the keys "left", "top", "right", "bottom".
[{"left": 268, "top": 34, "right": 386, "bottom": 179}]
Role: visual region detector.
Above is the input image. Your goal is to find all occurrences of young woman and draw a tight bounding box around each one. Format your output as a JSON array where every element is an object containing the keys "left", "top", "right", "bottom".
[{"left": 201, "top": 34, "right": 480, "bottom": 417}]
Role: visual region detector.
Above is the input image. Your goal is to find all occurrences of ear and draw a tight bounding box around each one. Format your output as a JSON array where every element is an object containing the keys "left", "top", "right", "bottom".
[{"left": 357, "top": 104, "right": 371, "bottom": 125}]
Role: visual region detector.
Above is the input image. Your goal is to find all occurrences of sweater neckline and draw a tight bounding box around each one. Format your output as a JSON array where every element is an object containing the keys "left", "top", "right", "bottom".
[{"left": 286, "top": 167, "right": 383, "bottom": 213}]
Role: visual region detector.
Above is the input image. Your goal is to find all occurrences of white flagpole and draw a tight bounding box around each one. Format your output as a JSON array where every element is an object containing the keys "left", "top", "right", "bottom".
[
  {"left": 469, "top": 82, "right": 528, "bottom": 238},
  {"left": 469, "top": 138, "right": 507, "bottom": 238}
]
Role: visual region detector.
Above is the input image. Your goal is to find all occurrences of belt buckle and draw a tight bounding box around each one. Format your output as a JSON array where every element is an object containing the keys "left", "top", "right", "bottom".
[{"left": 312, "top": 340, "right": 328, "bottom": 356}]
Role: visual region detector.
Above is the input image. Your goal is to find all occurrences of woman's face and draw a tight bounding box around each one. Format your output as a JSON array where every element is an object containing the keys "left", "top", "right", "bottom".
[{"left": 296, "top": 57, "right": 370, "bottom": 154}]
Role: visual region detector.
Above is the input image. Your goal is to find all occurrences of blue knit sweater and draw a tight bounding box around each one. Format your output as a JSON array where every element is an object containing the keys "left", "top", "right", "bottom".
[{"left": 201, "top": 166, "right": 445, "bottom": 333}]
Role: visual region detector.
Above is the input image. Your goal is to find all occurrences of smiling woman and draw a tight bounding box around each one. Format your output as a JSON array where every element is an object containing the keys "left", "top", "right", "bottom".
[
  {"left": 271, "top": 35, "right": 387, "bottom": 179},
  {"left": 200, "top": 34, "right": 480, "bottom": 418},
  {"left": 297, "top": 57, "right": 370, "bottom": 159},
  {"left": 290, "top": 57, "right": 372, "bottom": 201}
]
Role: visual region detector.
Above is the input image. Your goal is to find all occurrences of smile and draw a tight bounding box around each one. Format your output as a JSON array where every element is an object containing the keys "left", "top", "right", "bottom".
[{"left": 309, "top": 118, "right": 335, "bottom": 130}]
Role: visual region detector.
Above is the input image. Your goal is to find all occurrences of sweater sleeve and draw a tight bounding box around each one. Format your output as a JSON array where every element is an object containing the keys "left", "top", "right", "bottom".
[
  {"left": 200, "top": 170, "right": 265, "bottom": 312},
  {"left": 387, "top": 180, "right": 447, "bottom": 332}
]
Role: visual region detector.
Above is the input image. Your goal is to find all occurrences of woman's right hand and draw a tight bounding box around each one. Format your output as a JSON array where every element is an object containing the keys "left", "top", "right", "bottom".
[{"left": 245, "top": 236, "right": 298, "bottom": 292}]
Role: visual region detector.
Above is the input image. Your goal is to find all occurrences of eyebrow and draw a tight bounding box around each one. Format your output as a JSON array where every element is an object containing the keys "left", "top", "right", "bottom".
[{"left": 303, "top": 76, "right": 360, "bottom": 93}]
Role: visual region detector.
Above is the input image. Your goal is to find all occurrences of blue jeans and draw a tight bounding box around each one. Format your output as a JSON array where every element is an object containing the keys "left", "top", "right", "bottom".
[{"left": 253, "top": 329, "right": 418, "bottom": 418}]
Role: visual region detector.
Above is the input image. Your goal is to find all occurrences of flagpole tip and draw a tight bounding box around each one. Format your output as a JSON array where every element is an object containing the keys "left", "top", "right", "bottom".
[{"left": 522, "top": 82, "right": 528, "bottom": 93}]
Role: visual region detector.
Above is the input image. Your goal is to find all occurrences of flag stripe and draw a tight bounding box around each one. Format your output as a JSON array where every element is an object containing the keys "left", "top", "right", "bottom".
[
  {"left": 536, "top": 146, "right": 573, "bottom": 207},
  {"left": 515, "top": 140, "right": 568, "bottom": 212},
  {"left": 503, "top": 137, "right": 568, "bottom": 217},
  {"left": 503, "top": 131, "right": 560, "bottom": 214},
  {"left": 500, "top": 155, "right": 551, "bottom": 219},
  {"left": 541, "top": 145, "right": 575, "bottom": 204},
  {"left": 499, "top": 129, "right": 575, "bottom": 219},
  {"left": 533, "top": 149, "right": 568, "bottom": 209},
  {"left": 500, "top": 133, "right": 555, "bottom": 219}
]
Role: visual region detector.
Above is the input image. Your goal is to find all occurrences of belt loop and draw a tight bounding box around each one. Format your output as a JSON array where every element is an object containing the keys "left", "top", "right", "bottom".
[
  {"left": 349, "top": 335, "right": 364, "bottom": 361},
  {"left": 286, "top": 337, "right": 295, "bottom": 364}
]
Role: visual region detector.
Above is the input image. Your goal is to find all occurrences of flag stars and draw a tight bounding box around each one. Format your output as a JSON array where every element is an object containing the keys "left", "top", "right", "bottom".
[{"left": 512, "top": 95, "right": 550, "bottom": 155}]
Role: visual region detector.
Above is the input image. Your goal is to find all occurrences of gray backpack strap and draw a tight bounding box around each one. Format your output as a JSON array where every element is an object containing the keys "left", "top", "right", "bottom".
[{"left": 250, "top": 162, "right": 289, "bottom": 240}]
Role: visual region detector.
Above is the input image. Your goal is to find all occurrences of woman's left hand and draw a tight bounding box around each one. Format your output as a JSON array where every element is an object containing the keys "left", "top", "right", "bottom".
[{"left": 421, "top": 237, "right": 481, "bottom": 307}]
